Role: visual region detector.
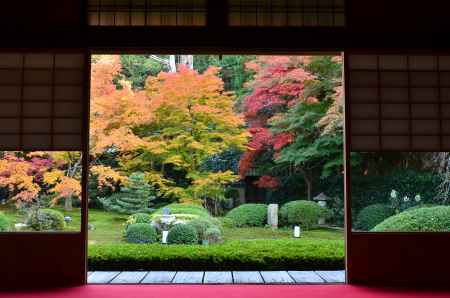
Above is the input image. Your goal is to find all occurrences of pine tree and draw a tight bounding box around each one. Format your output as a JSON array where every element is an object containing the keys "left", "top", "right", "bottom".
[{"left": 100, "top": 172, "right": 155, "bottom": 214}]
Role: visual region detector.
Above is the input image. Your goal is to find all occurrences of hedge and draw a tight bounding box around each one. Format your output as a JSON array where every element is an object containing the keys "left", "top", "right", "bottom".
[
  {"left": 167, "top": 224, "right": 198, "bottom": 244},
  {"left": 88, "top": 239, "right": 344, "bottom": 271},
  {"left": 225, "top": 204, "right": 267, "bottom": 227},
  {"left": 354, "top": 204, "right": 394, "bottom": 231},
  {"left": 124, "top": 223, "right": 158, "bottom": 244},
  {"left": 372, "top": 206, "right": 450, "bottom": 232},
  {"left": 280, "top": 200, "right": 331, "bottom": 229}
]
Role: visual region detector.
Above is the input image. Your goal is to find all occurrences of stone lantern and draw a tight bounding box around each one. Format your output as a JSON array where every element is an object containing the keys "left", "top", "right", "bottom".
[
  {"left": 313, "top": 192, "right": 331, "bottom": 208},
  {"left": 313, "top": 193, "right": 331, "bottom": 225},
  {"left": 160, "top": 207, "right": 173, "bottom": 244}
]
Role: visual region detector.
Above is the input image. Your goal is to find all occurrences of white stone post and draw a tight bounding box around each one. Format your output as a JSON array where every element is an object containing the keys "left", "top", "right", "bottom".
[{"left": 267, "top": 204, "right": 279, "bottom": 228}]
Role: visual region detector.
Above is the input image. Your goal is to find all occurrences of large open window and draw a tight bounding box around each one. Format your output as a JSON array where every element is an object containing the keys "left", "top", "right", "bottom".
[{"left": 86, "top": 54, "right": 345, "bottom": 277}]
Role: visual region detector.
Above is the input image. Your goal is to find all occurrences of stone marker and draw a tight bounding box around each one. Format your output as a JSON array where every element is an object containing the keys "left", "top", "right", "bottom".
[{"left": 267, "top": 204, "right": 278, "bottom": 228}]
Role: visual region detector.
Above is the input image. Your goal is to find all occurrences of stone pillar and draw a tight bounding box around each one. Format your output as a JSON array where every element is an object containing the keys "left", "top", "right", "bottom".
[{"left": 267, "top": 204, "right": 279, "bottom": 228}]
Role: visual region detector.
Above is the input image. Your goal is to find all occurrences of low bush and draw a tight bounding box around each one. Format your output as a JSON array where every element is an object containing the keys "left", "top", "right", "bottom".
[
  {"left": 225, "top": 204, "right": 267, "bottom": 227},
  {"left": 125, "top": 223, "right": 158, "bottom": 244},
  {"left": 88, "top": 239, "right": 345, "bottom": 271},
  {"left": 27, "top": 209, "right": 65, "bottom": 231},
  {"left": 205, "top": 227, "right": 223, "bottom": 244},
  {"left": 186, "top": 218, "right": 221, "bottom": 242},
  {"left": 354, "top": 204, "right": 394, "bottom": 231},
  {"left": 0, "top": 212, "right": 9, "bottom": 231},
  {"left": 126, "top": 213, "right": 152, "bottom": 226},
  {"left": 218, "top": 217, "right": 235, "bottom": 228},
  {"left": 372, "top": 206, "right": 450, "bottom": 232},
  {"left": 152, "top": 204, "right": 210, "bottom": 218},
  {"left": 167, "top": 224, "right": 198, "bottom": 244},
  {"left": 280, "top": 200, "right": 331, "bottom": 229}
]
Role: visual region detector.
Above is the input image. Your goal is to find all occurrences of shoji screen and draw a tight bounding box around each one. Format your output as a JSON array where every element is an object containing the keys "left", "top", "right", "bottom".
[
  {"left": 0, "top": 52, "right": 86, "bottom": 151},
  {"left": 0, "top": 51, "right": 88, "bottom": 288},
  {"left": 228, "top": 0, "right": 345, "bottom": 27},
  {"left": 347, "top": 54, "right": 450, "bottom": 152},
  {"left": 88, "top": 0, "right": 207, "bottom": 26}
]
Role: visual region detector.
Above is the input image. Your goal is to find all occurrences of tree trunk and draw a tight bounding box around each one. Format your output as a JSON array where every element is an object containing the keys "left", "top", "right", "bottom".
[
  {"left": 64, "top": 196, "right": 73, "bottom": 211},
  {"left": 299, "top": 168, "right": 313, "bottom": 200},
  {"left": 169, "top": 55, "right": 177, "bottom": 72},
  {"left": 180, "top": 55, "right": 194, "bottom": 69}
]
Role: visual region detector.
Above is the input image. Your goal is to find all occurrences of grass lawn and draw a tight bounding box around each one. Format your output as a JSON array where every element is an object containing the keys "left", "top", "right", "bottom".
[
  {"left": 1, "top": 206, "right": 344, "bottom": 243},
  {"left": 1, "top": 205, "right": 345, "bottom": 270}
]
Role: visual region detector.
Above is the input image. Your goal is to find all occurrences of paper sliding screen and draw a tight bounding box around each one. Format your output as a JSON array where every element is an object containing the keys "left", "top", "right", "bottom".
[
  {"left": 88, "top": 0, "right": 207, "bottom": 26},
  {"left": 347, "top": 54, "right": 450, "bottom": 152},
  {"left": 0, "top": 52, "right": 86, "bottom": 151}
]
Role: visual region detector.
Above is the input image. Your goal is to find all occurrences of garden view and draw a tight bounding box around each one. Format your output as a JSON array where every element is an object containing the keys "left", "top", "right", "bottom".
[{"left": 2, "top": 54, "right": 448, "bottom": 271}]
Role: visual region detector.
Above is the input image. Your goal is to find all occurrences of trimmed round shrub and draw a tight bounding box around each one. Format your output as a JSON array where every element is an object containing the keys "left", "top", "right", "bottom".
[
  {"left": 125, "top": 223, "right": 158, "bottom": 244},
  {"left": 372, "top": 206, "right": 450, "bottom": 232},
  {"left": 0, "top": 212, "right": 10, "bottom": 231},
  {"left": 152, "top": 203, "right": 210, "bottom": 218},
  {"left": 280, "top": 200, "right": 331, "bottom": 229},
  {"left": 205, "top": 227, "right": 223, "bottom": 244},
  {"left": 354, "top": 204, "right": 394, "bottom": 231},
  {"left": 28, "top": 209, "right": 65, "bottom": 231},
  {"left": 225, "top": 204, "right": 267, "bottom": 227},
  {"left": 167, "top": 224, "right": 198, "bottom": 244},
  {"left": 219, "top": 217, "right": 235, "bottom": 228},
  {"left": 186, "top": 218, "right": 221, "bottom": 242},
  {"left": 127, "top": 213, "right": 152, "bottom": 226}
]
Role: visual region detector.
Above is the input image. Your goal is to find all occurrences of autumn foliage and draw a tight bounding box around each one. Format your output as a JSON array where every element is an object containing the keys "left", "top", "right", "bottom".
[
  {"left": 90, "top": 56, "right": 248, "bottom": 205},
  {"left": 239, "top": 56, "right": 317, "bottom": 182}
]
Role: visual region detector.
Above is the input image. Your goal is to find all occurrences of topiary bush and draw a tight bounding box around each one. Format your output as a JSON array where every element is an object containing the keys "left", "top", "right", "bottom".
[
  {"left": 225, "top": 204, "right": 267, "bottom": 227},
  {"left": 167, "top": 224, "right": 198, "bottom": 244},
  {"left": 0, "top": 212, "right": 10, "bottom": 231},
  {"left": 27, "top": 209, "right": 65, "bottom": 231},
  {"left": 152, "top": 203, "right": 210, "bottom": 218},
  {"left": 280, "top": 200, "right": 331, "bottom": 230},
  {"left": 372, "top": 206, "right": 450, "bottom": 232},
  {"left": 186, "top": 218, "right": 221, "bottom": 242},
  {"left": 205, "top": 227, "right": 223, "bottom": 244},
  {"left": 127, "top": 213, "right": 152, "bottom": 226},
  {"left": 354, "top": 204, "right": 394, "bottom": 231},
  {"left": 219, "top": 217, "right": 235, "bottom": 228},
  {"left": 125, "top": 223, "right": 158, "bottom": 244}
]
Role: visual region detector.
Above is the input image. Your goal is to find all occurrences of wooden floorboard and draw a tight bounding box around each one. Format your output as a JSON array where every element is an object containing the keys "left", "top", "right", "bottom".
[
  {"left": 110, "top": 271, "right": 148, "bottom": 284},
  {"left": 315, "top": 270, "right": 346, "bottom": 283},
  {"left": 172, "top": 271, "right": 204, "bottom": 284},
  {"left": 260, "top": 271, "right": 295, "bottom": 284},
  {"left": 288, "top": 271, "right": 325, "bottom": 284},
  {"left": 232, "top": 271, "right": 264, "bottom": 284},
  {"left": 203, "top": 271, "right": 233, "bottom": 284},
  {"left": 88, "top": 271, "right": 121, "bottom": 284},
  {"left": 87, "top": 271, "right": 345, "bottom": 284},
  {"left": 141, "top": 271, "right": 177, "bottom": 284}
]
